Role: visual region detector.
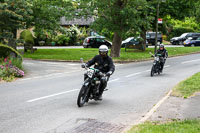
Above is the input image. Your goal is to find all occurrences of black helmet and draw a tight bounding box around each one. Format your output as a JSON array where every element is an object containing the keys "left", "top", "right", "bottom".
[
  {"left": 99, "top": 45, "right": 108, "bottom": 57},
  {"left": 159, "top": 44, "right": 164, "bottom": 50}
]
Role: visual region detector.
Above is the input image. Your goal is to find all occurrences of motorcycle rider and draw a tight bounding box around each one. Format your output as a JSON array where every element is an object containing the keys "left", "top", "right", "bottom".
[
  {"left": 81, "top": 45, "right": 115, "bottom": 100},
  {"left": 156, "top": 44, "right": 168, "bottom": 72}
]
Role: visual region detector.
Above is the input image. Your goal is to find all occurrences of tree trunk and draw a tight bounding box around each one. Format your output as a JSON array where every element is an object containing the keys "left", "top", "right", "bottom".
[
  {"left": 111, "top": 32, "right": 122, "bottom": 57},
  {"left": 141, "top": 28, "right": 147, "bottom": 51}
]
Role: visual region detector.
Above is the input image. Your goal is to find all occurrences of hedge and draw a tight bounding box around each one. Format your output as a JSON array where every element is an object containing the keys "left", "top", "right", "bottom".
[{"left": 0, "top": 43, "right": 22, "bottom": 59}]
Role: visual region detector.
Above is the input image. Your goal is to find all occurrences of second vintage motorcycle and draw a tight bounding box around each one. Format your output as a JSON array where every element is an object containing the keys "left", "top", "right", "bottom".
[{"left": 150, "top": 52, "right": 162, "bottom": 77}]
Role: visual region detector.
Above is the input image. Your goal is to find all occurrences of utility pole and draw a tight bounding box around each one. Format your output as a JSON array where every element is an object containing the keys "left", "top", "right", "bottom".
[
  {"left": 154, "top": 2, "right": 160, "bottom": 54},
  {"left": 154, "top": 0, "right": 166, "bottom": 54}
]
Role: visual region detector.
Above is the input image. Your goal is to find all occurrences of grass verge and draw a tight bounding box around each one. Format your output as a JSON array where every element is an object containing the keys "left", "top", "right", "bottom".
[
  {"left": 21, "top": 47, "right": 200, "bottom": 62},
  {"left": 127, "top": 119, "right": 200, "bottom": 133},
  {"left": 172, "top": 72, "right": 200, "bottom": 98}
]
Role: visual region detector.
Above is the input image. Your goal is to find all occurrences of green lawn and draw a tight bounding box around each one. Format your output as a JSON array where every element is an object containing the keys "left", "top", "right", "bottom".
[
  {"left": 127, "top": 119, "right": 200, "bottom": 133},
  {"left": 172, "top": 72, "right": 200, "bottom": 98},
  {"left": 21, "top": 47, "right": 200, "bottom": 62}
]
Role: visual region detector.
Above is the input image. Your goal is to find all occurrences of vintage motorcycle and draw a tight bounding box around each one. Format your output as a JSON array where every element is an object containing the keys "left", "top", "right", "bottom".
[
  {"left": 150, "top": 52, "right": 162, "bottom": 77},
  {"left": 77, "top": 58, "right": 108, "bottom": 107}
]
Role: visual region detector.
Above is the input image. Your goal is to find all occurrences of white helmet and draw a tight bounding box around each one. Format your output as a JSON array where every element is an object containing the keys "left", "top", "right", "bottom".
[
  {"left": 99, "top": 45, "right": 108, "bottom": 57},
  {"left": 99, "top": 45, "right": 108, "bottom": 52}
]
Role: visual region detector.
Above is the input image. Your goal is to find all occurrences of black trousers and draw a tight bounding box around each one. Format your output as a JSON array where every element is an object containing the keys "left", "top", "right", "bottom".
[{"left": 160, "top": 57, "right": 166, "bottom": 70}]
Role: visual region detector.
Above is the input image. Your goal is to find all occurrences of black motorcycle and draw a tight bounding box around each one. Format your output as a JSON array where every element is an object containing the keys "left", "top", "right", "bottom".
[
  {"left": 77, "top": 58, "right": 108, "bottom": 107},
  {"left": 150, "top": 52, "right": 162, "bottom": 77}
]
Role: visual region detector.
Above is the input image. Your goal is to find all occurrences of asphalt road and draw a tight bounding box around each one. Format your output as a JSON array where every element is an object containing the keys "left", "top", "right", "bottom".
[{"left": 0, "top": 54, "right": 200, "bottom": 133}]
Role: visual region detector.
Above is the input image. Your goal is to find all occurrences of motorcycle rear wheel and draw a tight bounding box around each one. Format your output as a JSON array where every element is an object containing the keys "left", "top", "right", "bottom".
[{"left": 77, "top": 86, "right": 89, "bottom": 107}]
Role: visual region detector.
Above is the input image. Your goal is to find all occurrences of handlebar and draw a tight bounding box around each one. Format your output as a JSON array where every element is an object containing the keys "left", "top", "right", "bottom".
[{"left": 149, "top": 52, "right": 162, "bottom": 57}]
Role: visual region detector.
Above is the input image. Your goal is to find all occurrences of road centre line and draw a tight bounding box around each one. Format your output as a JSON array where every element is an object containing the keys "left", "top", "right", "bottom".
[
  {"left": 125, "top": 65, "right": 170, "bottom": 78},
  {"left": 125, "top": 72, "right": 143, "bottom": 78},
  {"left": 108, "top": 78, "right": 120, "bottom": 83},
  {"left": 27, "top": 78, "right": 120, "bottom": 102},
  {"left": 181, "top": 59, "right": 200, "bottom": 64},
  {"left": 25, "top": 64, "right": 172, "bottom": 102},
  {"left": 27, "top": 89, "right": 79, "bottom": 103},
  {"left": 145, "top": 69, "right": 151, "bottom": 72},
  {"left": 164, "top": 65, "right": 170, "bottom": 68}
]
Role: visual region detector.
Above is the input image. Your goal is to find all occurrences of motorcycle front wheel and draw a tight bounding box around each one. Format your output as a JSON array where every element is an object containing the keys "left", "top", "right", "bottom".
[
  {"left": 77, "top": 85, "right": 89, "bottom": 107},
  {"left": 150, "top": 65, "right": 155, "bottom": 77}
]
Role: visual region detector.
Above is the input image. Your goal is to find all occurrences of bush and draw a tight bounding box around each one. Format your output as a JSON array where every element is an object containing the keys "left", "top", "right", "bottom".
[
  {"left": 0, "top": 44, "right": 22, "bottom": 59},
  {"left": 0, "top": 56, "right": 24, "bottom": 81},
  {"left": 56, "top": 35, "right": 70, "bottom": 46},
  {"left": 68, "top": 29, "right": 77, "bottom": 45},
  {"left": 168, "top": 27, "right": 196, "bottom": 40}
]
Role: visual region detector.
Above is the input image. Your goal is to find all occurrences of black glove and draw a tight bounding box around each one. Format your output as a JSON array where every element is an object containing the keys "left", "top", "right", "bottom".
[{"left": 106, "top": 71, "right": 112, "bottom": 76}]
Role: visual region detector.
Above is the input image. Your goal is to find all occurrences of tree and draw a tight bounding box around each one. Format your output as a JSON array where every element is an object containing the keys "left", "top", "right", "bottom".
[
  {"left": 159, "top": 0, "right": 198, "bottom": 20},
  {"left": 29, "top": 0, "right": 75, "bottom": 39},
  {"left": 157, "top": 0, "right": 199, "bottom": 35},
  {"left": 79, "top": 0, "right": 149, "bottom": 57},
  {"left": 0, "top": 0, "right": 32, "bottom": 49}
]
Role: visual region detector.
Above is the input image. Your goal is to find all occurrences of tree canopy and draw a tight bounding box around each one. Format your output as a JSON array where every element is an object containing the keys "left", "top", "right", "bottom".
[
  {"left": 79, "top": 0, "right": 150, "bottom": 57},
  {"left": 0, "top": 0, "right": 32, "bottom": 47},
  {"left": 0, "top": 0, "right": 75, "bottom": 48}
]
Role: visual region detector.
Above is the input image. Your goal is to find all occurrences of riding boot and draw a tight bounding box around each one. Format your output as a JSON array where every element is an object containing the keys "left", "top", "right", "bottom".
[
  {"left": 160, "top": 63, "right": 164, "bottom": 72},
  {"left": 98, "top": 80, "right": 107, "bottom": 100}
]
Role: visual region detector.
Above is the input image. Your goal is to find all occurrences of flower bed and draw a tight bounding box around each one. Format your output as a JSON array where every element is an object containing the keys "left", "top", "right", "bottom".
[{"left": 0, "top": 56, "right": 24, "bottom": 82}]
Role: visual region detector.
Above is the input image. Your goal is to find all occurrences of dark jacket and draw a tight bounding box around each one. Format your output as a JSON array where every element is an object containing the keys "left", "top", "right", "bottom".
[
  {"left": 156, "top": 48, "right": 168, "bottom": 58},
  {"left": 86, "top": 55, "right": 115, "bottom": 73}
]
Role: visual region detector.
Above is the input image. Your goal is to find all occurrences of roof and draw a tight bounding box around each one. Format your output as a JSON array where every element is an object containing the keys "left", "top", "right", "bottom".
[
  {"left": 60, "top": 17, "right": 94, "bottom": 26},
  {"left": 89, "top": 36, "right": 105, "bottom": 38}
]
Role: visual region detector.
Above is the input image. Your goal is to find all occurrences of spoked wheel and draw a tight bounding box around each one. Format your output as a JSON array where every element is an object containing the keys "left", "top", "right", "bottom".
[
  {"left": 77, "top": 86, "right": 89, "bottom": 107},
  {"left": 150, "top": 66, "right": 155, "bottom": 77}
]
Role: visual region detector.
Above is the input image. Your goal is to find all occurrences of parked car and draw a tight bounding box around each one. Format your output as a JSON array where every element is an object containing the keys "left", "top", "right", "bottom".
[
  {"left": 170, "top": 32, "right": 200, "bottom": 45},
  {"left": 83, "top": 36, "right": 112, "bottom": 48},
  {"left": 183, "top": 37, "right": 200, "bottom": 47},
  {"left": 121, "top": 37, "right": 148, "bottom": 48},
  {"left": 146, "top": 32, "right": 162, "bottom": 45}
]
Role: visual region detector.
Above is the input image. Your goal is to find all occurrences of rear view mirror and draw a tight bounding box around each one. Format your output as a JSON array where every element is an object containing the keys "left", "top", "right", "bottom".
[{"left": 80, "top": 58, "right": 84, "bottom": 63}]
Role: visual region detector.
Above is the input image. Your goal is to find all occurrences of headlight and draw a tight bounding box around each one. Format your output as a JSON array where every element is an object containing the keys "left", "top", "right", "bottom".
[{"left": 155, "top": 57, "right": 159, "bottom": 61}]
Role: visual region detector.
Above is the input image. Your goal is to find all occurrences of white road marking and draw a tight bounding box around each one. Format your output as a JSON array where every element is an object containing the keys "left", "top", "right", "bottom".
[
  {"left": 68, "top": 64, "right": 80, "bottom": 66},
  {"left": 145, "top": 69, "right": 151, "bottom": 72},
  {"left": 108, "top": 78, "right": 120, "bottom": 83},
  {"left": 136, "top": 90, "right": 172, "bottom": 124},
  {"left": 164, "top": 65, "right": 170, "bottom": 68},
  {"left": 23, "top": 62, "right": 34, "bottom": 65},
  {"left": 21, "top": 70, "right": 81, "bottom": 81},
  {"left": 125, "top": 72, "right": 143, "bottom": 78},
  {"left": 27, "top": 89, "right": 79, "bottom": 103},
  {"left": 38, "top": 62, "right": 63, "bottom": 65},
  {"left": 125, "top": 65, "right": 170, "bottom": 78},
  {"left": 27, "top": 78, "right": 120, "bottom": 102},
  {"left": 181, "top": 59, "right": 200, "bottom": 64},
  {"left": 115, "top": 64, "right": 124, "bottom": 66}
]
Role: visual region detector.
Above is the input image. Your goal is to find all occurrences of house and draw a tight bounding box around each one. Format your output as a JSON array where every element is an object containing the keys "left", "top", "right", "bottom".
[{"left": 60, "top": 17, "right": 94, "bottom": 28}]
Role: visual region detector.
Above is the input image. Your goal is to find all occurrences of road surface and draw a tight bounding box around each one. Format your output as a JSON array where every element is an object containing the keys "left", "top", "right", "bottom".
[{"left": 0, "top": 53, "right": 200, "bottom": 133}]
